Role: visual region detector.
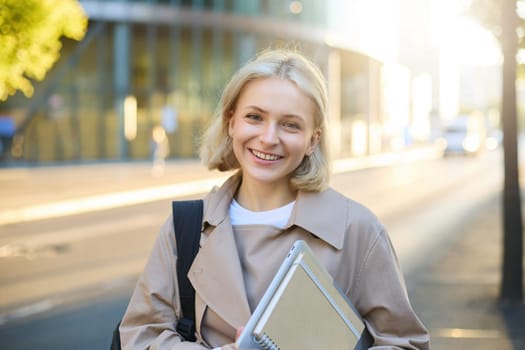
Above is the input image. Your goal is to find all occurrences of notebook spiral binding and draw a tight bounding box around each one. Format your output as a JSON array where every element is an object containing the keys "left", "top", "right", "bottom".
[{"left": 255, "top": 333, "right": 280, "bottom": 350}]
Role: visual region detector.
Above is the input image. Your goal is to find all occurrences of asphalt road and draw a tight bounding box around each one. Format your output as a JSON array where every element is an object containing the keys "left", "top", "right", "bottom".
[{"left": 0, "top": 150, "right": 504, "bottom": 349}]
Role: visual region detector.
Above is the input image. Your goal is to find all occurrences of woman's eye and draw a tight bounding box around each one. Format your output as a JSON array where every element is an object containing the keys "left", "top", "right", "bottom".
[
  {"left": 245, "top": 114, "right": 261, "bottom": 121},
  {"left": 282, "top": 121, "right": 300, "bottom": 130}
]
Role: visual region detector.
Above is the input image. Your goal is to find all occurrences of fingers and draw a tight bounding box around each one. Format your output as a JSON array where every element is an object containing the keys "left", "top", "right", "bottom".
[{"left": 235, "top": 326, "right": 244, "bottom": 341}]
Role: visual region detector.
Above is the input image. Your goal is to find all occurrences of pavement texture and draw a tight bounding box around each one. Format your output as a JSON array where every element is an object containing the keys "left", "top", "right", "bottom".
[
  {"left": 1, "top": 151, "right": 524, "bottom": 349},
  {"left": 407, "top": 193, "right": 525, "bottom": 350}
]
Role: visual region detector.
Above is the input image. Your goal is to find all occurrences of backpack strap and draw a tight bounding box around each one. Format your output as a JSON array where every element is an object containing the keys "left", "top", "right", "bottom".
[
  {"left": 109, "top": 200, "right": 203, "bottom": 350},
  {"left": 110, "top": 320, "right": 121, "bottom": 350},
  {"left": 172, "top": 199, "right": 203, "bottom": 342}
]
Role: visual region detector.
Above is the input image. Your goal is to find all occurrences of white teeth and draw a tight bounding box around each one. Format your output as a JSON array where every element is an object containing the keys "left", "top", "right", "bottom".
[{"left": 252, "top": 150, "right": 280, "bottom": 161}]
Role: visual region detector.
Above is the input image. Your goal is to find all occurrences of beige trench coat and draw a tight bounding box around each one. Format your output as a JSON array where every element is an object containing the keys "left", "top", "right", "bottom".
[{"left": 120, "top": 174, "right": 430, "bottom": 349}]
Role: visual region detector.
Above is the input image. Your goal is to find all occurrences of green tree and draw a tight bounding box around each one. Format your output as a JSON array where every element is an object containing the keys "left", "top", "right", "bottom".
[{"left": 0, "top": 0, "right": 88, "bottom": 101}]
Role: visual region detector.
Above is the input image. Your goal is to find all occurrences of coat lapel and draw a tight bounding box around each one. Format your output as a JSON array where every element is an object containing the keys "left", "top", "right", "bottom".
[{"left": 188, "top": 218, "right": 251, "bottom": 329}]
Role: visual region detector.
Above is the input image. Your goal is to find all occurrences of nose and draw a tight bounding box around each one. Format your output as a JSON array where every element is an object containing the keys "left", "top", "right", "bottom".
[{"left": 259, "top": 123, "right": 279, "bottom": 145}]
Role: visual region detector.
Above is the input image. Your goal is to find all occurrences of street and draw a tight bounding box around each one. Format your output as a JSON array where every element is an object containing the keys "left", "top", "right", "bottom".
[{"left": 0, "top": 149, "right": 505, "bottom": 349}]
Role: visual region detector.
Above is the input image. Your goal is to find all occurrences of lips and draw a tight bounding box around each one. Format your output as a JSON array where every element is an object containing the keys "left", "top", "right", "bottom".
[{"left": 250, "top": 149, "right": 282, "bottom": 161}]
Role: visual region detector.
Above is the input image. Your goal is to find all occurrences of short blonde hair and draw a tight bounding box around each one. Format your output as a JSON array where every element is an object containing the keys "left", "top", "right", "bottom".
[{"left": 199, "top": 49, "right": 330, "bottom": 192}]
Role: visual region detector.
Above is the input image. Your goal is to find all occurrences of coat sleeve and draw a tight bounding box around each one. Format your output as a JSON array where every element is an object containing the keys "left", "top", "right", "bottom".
[
  {"left": 119, "top": 216, "right": 210, "bottom": 350},
  {"left": 353, "top": 228, "right": 430, "bottom": 350}
]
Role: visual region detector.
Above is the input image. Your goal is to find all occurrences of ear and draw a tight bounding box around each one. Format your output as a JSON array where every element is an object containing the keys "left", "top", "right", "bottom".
[
  {"left": 307, "top": 128, "right": 321, "bottom": 156},
  {"left": 227, "top": 111, "right": 235, "bottom": 137}
]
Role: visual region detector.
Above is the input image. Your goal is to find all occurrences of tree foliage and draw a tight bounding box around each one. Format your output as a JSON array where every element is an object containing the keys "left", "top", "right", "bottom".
[
  {"left": 467, "top": 0, "right": 525, "bottom": 47},
  {"left": 466, "top": 0, "right": 502, "bottom": 37},
  {"left": 0, "top": 0, "right": 88, "bottom": 101}
]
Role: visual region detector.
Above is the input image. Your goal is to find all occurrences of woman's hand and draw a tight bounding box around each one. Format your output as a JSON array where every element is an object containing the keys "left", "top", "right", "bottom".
[
  {"left": 212, "top": 327, "right": 244, "bottom": 350},
  {"left": 235, "top": 326, "right": 244, "bottom": 341}
]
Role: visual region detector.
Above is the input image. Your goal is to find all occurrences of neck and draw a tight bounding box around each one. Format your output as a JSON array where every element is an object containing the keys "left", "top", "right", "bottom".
[{"left": 235, "top": 177, "right": 296, "bottom": 211}]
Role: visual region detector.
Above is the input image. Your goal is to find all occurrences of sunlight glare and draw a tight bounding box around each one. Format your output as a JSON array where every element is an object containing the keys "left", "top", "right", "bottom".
[{"left": 431, "top": 0, "right": 501, "bottom": 67}]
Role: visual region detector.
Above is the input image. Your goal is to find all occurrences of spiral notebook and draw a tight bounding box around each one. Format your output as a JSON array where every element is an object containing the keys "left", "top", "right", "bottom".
[{"left": 235, "top": 240, "right": 372, "bottom": 350}]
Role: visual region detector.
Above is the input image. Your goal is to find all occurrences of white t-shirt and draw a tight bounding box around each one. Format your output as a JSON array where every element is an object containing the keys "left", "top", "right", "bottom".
[{"left": 228, "top": 199, "right": 295, "bottom": 229}]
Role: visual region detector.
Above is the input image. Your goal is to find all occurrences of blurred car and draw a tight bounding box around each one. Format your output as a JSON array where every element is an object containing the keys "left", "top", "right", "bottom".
[{"left": 438, "top": 116, "right": 486, "bottom": 156}]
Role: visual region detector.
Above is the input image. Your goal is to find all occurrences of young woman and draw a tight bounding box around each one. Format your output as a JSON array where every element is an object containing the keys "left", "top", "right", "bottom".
[{"left": 120, "top": 49, "right": 430, "bottom": 349}]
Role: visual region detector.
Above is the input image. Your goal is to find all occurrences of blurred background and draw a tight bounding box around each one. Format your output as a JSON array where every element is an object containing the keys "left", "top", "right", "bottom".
[
  {"left": 0, "top": 0, "right": 524, "bottom": 349},
  {"left": 0, "top": 0, "right": 505, "bottom": 163}
]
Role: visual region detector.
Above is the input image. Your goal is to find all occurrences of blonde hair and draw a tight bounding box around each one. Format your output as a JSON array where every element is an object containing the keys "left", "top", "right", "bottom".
[{"left": 199, "top": 49, "right": 330, "bottom": 192}]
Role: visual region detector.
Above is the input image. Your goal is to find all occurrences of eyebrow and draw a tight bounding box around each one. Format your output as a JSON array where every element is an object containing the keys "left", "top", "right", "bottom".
[{"left": 243, "top": 105, "right": 305, "bottom": 121}]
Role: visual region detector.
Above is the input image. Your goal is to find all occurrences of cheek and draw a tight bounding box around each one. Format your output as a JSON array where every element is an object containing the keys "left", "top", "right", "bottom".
[{"left": 290, "top": 137, "right": 313, "bottom": 157}]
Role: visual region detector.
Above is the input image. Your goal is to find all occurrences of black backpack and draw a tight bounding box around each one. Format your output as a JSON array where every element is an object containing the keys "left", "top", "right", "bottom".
[{"left": 110, "top": 199, "right": 203, "bottom": 349}]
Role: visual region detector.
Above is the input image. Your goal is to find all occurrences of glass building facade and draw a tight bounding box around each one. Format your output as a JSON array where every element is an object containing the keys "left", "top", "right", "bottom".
[{"left": 1, "top": 0, "right": 423, "bottom": 164}]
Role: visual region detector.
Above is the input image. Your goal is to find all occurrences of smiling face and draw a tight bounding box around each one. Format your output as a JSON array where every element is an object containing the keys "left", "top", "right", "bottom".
[{"left": 228, "top": 77, "right": 319, "bottom": 193}]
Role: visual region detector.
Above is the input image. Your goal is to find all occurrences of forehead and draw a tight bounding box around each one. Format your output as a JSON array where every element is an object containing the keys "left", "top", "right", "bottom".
[{"left": 236, "top": 77, "right": 315, "bottom": 118}]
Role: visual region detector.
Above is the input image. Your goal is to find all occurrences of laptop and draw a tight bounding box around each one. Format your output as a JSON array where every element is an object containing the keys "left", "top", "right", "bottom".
[{"left": 235, "top": 240, "right": 372, "bottom": 350}]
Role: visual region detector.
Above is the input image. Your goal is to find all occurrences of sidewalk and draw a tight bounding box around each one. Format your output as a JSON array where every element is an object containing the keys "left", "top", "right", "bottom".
[
  {"left": 0, "top": 159, "right": 231, "bottom": 225},
  {"left": 406, "top": 193, "right": 525, "bottom": 350}
]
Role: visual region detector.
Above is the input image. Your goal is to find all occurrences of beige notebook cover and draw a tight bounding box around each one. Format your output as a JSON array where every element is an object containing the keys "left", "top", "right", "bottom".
[{"left": 236, "top": 240, "right": 372, "bottom": 350}]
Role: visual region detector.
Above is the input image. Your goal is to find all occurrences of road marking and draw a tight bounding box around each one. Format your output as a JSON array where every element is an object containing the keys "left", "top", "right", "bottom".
[
  {"left": 0, "top": 258, "right": 145, "bottom": 318},
  {"left": 0, "top": 213, "right": 161, "bottom": 259},
  {"left": 0, "top": 300, "right": 56, "bottom": 325},
  {"left": 432, "top": 327, "right": 504, "bottom": 339}
]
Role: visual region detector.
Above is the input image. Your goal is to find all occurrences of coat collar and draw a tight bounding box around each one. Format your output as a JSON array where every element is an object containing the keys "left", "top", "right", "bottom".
[
  {"left": 287, "top": 188, "right": 348, "bottom": 250},
  {"left": 189, "top": 172, "right": 250, "bottom": 330},
  {"left": 202, "top": 172, "right": 241, "bottom": 228},
  {"left": 188, "top": 215, "right": 252, "bottom": 329},
  {"left": 203, "top": 173, "right": 348, "bottom": 249}
]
